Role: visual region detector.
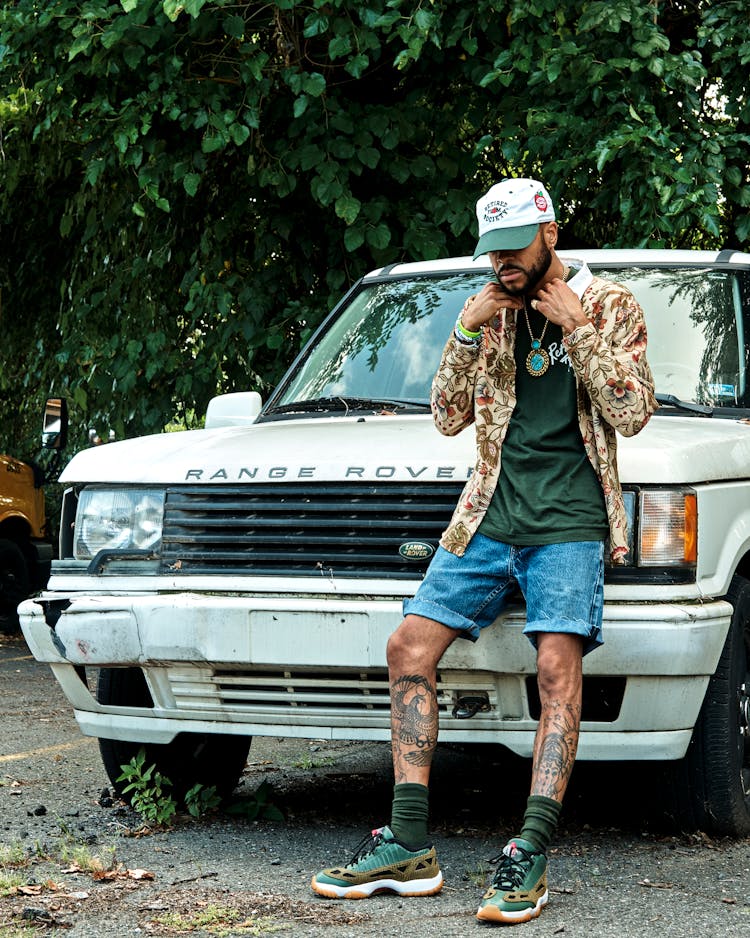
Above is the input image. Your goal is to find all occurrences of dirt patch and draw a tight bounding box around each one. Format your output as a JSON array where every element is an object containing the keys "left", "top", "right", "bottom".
[{"left": 3, "top": 883, "right": 371, "bottom": 934}]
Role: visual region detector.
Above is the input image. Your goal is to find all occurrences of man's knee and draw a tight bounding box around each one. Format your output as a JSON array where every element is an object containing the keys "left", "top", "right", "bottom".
[
  {"left": 387, "top": 614, "right": 456, "bottom": 672},
  {"left": 536, "top": 633, "right": 584, "bottom": 701}
]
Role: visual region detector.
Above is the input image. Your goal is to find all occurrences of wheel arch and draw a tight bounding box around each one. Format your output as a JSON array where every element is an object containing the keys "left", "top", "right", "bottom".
[
  {"left": 733, "top": 550, "right": 750, "bottom": 585},
  {"left": 661, "top": 572, "right": 750, "bottom": 836}
]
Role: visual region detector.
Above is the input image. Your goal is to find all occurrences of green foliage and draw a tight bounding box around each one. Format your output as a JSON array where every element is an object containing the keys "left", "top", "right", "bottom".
[
  {"left": 57, "top": 840, "right": 118, "bottom": 874},
  {"left": 184, "top": 781, "right": 222, "bottom": 818},
  {"left": 117, "top": 747, "right": 178, "bottom": 827},
  {"left": 0, "top": 842, "right": 27, "bottom": 869},
  {"left": 151, "top": 903, "right": 285, "bottom": 936},
  {"left": 225, "top": 779, "right": 284, "bottom": 822},
  {"left": 0, "top": 1, "right": 749, "bottom": 454}
]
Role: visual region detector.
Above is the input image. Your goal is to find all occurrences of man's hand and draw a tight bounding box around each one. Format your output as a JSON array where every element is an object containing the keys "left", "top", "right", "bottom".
[
  {"left": 533, "top": 279, "right": 589, "bottom": 335},
  {"left": 460, "top": 280, "right": 524, "bottom": 332}
]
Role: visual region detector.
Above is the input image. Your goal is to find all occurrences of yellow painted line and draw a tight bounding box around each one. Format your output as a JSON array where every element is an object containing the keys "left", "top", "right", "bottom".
[
  {"left": 0, "top": 737, "right": 96, "bottom": 764},
  {"left": 0, "top": 654, "right": 34, "bottom": 663}
]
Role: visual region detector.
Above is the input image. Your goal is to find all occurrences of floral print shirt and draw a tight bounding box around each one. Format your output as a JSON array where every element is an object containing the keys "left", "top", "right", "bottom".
[{"left": 431, "top": 262, "right": 658, "bottom": 563}]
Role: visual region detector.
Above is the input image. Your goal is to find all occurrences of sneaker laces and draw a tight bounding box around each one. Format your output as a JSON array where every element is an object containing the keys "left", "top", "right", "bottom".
[
  {"left": 347, "top": 827, "right": 385, "bottom": 865},
  {"left": 488, "top": 841, "right": 537, "bottom": 890}
]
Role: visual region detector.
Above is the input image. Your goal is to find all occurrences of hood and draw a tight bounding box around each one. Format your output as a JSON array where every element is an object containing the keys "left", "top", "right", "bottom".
[
  {"left": 59, "top": 413, "right": 750, "bottom": 487},
  {"left": 59, "top": 415, "right": 475, "bottom": 485},
  {"left": 616, "top": 414, "right": 750, "bottom": 484}
]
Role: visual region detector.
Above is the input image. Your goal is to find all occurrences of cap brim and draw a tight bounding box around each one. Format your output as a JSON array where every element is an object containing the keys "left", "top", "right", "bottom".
[{"left": 472, "top": 224, "right": 539, "bottom": 259}]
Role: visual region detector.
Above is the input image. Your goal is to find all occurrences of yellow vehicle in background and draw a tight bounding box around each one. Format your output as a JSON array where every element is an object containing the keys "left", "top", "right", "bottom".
[{"left": 0, "top": 399, "right": 67, "bottom": 632}]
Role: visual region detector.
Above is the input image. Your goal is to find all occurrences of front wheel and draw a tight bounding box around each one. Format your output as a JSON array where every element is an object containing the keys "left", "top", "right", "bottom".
[
  {"left": 664, "top": 574, "right": 750, "bottom": 835},
  {"left": 0, "top": 539, "right": 30, "bottom": 634},
  {"left": 96, "top": 668, "right": 251, "bottom": 802}
]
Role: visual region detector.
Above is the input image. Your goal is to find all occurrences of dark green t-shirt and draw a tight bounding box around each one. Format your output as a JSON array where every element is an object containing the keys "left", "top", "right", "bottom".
[{"left": 478, "top": 305, "right": 608, "bottom": 545}]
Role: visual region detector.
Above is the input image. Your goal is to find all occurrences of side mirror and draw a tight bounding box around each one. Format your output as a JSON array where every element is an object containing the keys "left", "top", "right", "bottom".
[
  {"left": 205, "top": 391, "right": 263, "bottom": 429},
  {"left": 42, "top": 397, "right": 68, "bottom": 450}
]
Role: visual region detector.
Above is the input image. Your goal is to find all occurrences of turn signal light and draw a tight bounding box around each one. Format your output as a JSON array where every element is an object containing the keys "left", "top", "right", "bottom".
[{"left": 639, "top": 490, "right": 697, "bottom": 566}]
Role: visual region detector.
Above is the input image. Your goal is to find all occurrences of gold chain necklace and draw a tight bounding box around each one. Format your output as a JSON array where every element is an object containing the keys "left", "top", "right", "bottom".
[{"left": 523, "top": 299, "right": 550, "bottom": 377}]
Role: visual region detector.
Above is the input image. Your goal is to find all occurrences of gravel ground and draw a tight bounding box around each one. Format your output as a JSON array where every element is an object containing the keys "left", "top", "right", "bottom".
[{"left": 1, "top": 633, "right": 749, "bottom": 938}]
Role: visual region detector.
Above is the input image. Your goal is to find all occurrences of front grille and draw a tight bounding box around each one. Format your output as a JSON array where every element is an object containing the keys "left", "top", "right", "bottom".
[
  {"left": 160, "top": 482, "right": 463, "bottom": 579},
  {"left": 164, "top": 668, "right": 622, "bottom": 724},
  {"left": 168, "top": 668, "right": 400, "bottom": 713},
  {"left": 166, "top": 667, "right": 476, "bottom": 718}
]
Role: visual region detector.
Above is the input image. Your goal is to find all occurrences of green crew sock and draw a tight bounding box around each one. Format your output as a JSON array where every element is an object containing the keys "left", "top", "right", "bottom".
[
  {"left": 518, "top": 794, "right": 563, "bottom": 854},
  {"left": 389, "top": 782, "right": 430, "bottom": 849}
]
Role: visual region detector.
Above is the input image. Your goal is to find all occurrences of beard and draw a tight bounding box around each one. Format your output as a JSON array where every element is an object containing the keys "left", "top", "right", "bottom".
[{"left": 497, "top": 240, "right": 553, "bottom": 297}]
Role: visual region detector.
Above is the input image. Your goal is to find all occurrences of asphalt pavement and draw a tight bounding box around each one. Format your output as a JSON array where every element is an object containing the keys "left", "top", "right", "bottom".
[{"left": 1, "top": 633, "right": 748, "bottom": 937}]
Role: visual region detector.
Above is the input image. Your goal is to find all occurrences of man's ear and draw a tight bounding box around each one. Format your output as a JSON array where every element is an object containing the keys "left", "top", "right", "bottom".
[{"left": 544, "top": 221, "right": 558, "bottom": 247}]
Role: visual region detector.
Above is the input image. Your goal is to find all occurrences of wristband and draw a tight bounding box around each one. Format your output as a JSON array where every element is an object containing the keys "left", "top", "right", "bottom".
[
  {"left": 456, "top": 316, "right": 481, "bottom": 339},
  {"left": 454, "top": 317, "right": 482, "bottom": 347},
  {"left": 453, "top": 323, "right": 481, "bottom": 347}
]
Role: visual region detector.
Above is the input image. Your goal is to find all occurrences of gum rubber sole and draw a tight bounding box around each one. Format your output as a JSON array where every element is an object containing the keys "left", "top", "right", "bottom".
[
  {"left": 311, "top": 872, "right": 444, "bottom": 900},
  {"left": 476, "top": 890, "right": 548, "bottom": 924}
]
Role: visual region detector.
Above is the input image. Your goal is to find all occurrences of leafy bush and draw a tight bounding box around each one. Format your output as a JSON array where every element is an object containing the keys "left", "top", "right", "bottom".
[
  {"left": 117, "top": 747, "right": 178, "bottom": 827},
  {"left": 1, "top": 1, "right": 748, "bottom": 454}
]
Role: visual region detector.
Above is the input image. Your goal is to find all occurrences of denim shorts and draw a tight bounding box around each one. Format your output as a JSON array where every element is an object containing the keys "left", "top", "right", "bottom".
[{"left": 403, "top": 532, "right": 605, "bottom": 656}]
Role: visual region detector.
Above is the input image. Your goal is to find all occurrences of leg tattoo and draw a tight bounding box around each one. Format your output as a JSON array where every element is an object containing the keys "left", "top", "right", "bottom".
[
  {"left": 391, "top": 674, "right": 439, "bottom": 783},
  {"left": 531, "top": 699, "right": 581, "bottom": 801}
]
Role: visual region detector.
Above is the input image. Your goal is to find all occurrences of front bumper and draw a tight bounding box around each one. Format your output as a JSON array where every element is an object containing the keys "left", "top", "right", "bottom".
[{"left": 20, "top": 591, "right": 732, "bottom": 762}]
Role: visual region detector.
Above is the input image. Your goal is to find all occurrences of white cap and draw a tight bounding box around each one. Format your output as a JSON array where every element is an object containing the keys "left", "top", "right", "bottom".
[{"left": 473, "top": 178, "right": 556, "bottom": 259}]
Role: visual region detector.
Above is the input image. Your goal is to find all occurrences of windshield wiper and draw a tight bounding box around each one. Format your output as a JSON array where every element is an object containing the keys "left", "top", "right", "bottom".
[
  {"left": 266, "top": 396, "right": 431, "bottom": 416},
  {"left": 655, "top": 393, "right": 714, "bottom": 416}
]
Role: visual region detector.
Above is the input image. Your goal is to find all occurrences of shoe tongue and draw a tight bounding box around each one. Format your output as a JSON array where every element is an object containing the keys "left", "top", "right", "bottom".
[{"left": 505, "top": 837, "right": 535, "bottom": 857}]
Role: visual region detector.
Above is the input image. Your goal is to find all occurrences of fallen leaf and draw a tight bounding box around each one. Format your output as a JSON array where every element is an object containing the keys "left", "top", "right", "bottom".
[
  {"left": 92, "top": 866, "right": 154, "bottom": 882},
  {"left": 15, "top": 880, "right": 61, "bottom": 896}
]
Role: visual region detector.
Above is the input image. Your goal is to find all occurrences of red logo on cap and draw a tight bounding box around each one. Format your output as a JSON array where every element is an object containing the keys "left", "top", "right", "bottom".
[{"left": 534, "top": 191, "right": 548, "bottom": 212}]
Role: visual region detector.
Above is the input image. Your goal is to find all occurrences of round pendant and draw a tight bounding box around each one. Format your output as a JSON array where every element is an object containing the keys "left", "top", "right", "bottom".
[{"left": 525, "top": 346, "right": 550, "bottom": 377}]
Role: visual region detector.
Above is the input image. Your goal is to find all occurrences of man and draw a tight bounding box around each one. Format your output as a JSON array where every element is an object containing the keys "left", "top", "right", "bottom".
[{"left": 312, "top": 178, "right": 657, "bottom": 924}]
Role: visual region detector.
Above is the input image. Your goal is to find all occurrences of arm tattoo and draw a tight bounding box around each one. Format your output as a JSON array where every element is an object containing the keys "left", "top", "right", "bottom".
[
  {"left": 391, "top": 674, "right": 438, "bottom": 778},
  {"left": 532, "top": 699, "right": 581, "bottom": 801}
]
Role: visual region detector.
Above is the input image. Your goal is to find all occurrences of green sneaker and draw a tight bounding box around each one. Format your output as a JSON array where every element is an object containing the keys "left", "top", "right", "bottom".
[
  {"left": 476, "top": 838, "right": 548, "bottom": 925},
  {"left": 311, "top": 825, "right": 443, "bottom": 899}
]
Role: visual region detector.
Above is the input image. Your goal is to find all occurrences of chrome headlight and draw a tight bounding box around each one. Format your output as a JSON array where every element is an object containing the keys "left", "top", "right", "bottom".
[{"left": 74, "top": 488, "right": 165, "bottom": 560}]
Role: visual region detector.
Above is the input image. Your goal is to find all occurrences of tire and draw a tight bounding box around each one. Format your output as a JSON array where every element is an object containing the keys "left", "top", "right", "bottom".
[
  {"left": 0, "top": 538, "right": 30, "bottom": 634},
  {"left": 96, "top": 668, "right": 252, "bottom": 802},
  {"left": 663, "top": 574, "right": 750, "bottom": 835}
]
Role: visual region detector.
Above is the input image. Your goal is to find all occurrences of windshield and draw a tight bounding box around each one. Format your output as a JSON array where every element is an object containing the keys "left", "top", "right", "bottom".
[
  {"left": 268, "top": 265, "right": 750, "bottom": 415},
  {"left": 600, "top": 267, "right": 748, "bottom": 407},
  {"left": 275, "top": 273, "right": 479, "bottom": 407}
]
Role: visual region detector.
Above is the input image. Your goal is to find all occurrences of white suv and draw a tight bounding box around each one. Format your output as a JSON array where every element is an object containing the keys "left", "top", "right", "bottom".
[{"left": 20, "top": 250, "right": 750, "bottom": 834}]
